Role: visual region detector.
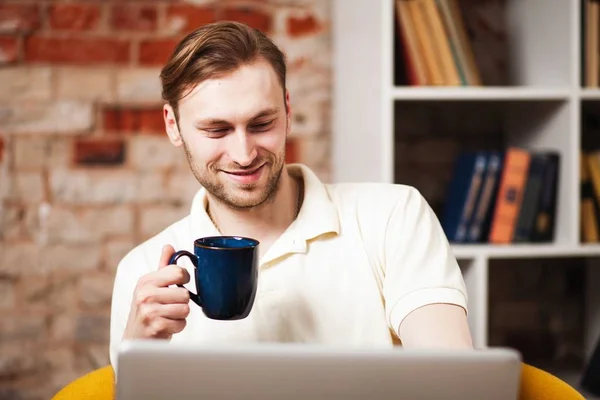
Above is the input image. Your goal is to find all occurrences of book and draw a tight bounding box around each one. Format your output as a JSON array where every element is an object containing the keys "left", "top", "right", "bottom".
[
  {"left": 442, "top": 151, "right": 488, "bottom": 242},
  {"left": 488, "top": 148, "right": 531, "bottom": 244},
  {"left": 529, "top": 152, "right": 560, "bottom": 243},
  {"left": 513, "top": 153, "right": 553, "bottom": 242},
  {"left": 466, "top": 151, "right": 503, "bottom": 242}
]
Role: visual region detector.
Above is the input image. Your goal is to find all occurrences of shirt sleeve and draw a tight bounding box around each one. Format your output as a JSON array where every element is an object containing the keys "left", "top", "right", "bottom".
[
  {"left": 382, "top": 186, "right": 468, "bottom": 338},
  {"left": 109, "top": 247, "right": 149, "bottom": 376}
]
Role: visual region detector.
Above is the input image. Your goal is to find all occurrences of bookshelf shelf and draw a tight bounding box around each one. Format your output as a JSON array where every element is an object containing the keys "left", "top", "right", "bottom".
[
  {"left": 333, "top": 0, "right": 600, "bottom": 391},
  {"left": 581, "top": 89, "right": 600, "bottom": 99},
  {"left": 452, "top": 244, "right": 600, "bottom": 260},
  {"left": 390, "top": 87, "right": 573, "bottom": 101}
]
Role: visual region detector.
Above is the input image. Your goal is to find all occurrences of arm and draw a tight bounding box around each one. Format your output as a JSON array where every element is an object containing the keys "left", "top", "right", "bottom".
[
  {"left": 381, "top": 187, "right": 473, "bottom": 348},
  {"left": 399, "top": 303, "right": 473, "bottom": 349}
]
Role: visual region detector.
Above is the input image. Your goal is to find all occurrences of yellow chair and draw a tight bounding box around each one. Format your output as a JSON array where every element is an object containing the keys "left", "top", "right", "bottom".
[
  {"left": 518, "top": 364, "right": 586, "bottom": 400},
  {"left": 52, "top": 362, "right": 586, "bottom": 400},
  {"left": 52, "top": 365, "right": 114, "bottom": 400}
]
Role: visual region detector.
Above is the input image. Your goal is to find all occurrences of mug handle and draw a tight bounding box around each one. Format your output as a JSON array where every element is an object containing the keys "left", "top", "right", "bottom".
[{"left": 168, "top": 250, "right": 202, "bottom": 307}]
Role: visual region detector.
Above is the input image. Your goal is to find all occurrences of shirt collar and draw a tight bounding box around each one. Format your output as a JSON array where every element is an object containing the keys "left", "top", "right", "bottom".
[
  {"left": 287, "top": 163, "right": 340, "bottom": 241},
  {"left": 188, "top": 163, "right": 340, "bottom": 243}
]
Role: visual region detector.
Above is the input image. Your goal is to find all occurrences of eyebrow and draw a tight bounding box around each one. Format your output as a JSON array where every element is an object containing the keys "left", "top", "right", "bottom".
[{"left": 195, "top": 107, "right": 280, "bottom": 127}]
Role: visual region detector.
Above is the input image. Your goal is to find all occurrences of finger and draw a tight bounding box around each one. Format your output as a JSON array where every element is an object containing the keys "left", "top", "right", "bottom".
[
  {"left": 141, "top": 265, "right": 190, "bottom": 288},
  {"left": 136, "top": 285, "right": 190, "bottom": 306},
  {"left": 150, "top": 317, "right": 187, "bottom": 337},
  {"left": 158, "top": 244, "right": 176, "bottom": 269},
  {"left": 168, "top": 318, "right": 187, "bottom": 334},
  {"left": 139, "top": 302, "right": 190, "bottom": 321},
  {"left": 158, "top": 303, "right": 190, "bottom": 320},
  {"left": 152, "top": 286, "right": 190, "bottom": 304}
]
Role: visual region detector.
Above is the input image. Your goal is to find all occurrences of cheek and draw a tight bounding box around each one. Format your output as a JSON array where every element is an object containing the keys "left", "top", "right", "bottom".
[
  {"left": 258, "top": 131, "right": 286, "bottom": 155},
  {"left": 182, "top": 132, "right": 224, "bottom": 164},
  {"left": 259, "top": 121, "right": 287, "bottom": 153}
]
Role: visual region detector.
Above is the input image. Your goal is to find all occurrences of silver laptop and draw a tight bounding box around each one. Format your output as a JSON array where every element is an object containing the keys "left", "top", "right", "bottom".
[{"left": 116, "top": 340, "right": 522, "bottom": 400}]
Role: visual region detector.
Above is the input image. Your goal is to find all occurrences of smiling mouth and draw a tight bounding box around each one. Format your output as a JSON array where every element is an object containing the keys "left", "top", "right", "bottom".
[{"left": 224, "top": 164, "right": 264, "bottom": 176}]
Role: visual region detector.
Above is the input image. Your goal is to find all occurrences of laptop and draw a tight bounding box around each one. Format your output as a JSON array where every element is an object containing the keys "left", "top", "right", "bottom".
[{"left": 116, "top": 340, "right": 522, "bottom": 400}]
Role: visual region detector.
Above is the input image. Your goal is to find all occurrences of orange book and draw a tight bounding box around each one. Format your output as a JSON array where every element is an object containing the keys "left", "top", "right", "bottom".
[
  {"left": 422, "top": 0, "right": 461, "bottom": 85},
  {"left": 488, "top": 148, "right": 531, "bottom": 244},
  {"left": 586, "top": 0, "right": 599, "bottom": 87},
  {"left": 396, "top": 0, "right": 428, "bottom": 85},
  {"left": 587, "top": 150, "right": 600, "bottom": 203},
  {"left": 408, "top": 0, "right": 445, "bottom": 85}
]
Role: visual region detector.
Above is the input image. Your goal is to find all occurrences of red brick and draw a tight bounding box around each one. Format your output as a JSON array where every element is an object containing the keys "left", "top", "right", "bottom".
[
  {"left": 0, "top": 36, "right": 19, "bottom": 64},
  {"left": 285, "top": 139, "right": 298, "bottom": 164},
  {"left": 74, "top": 138, "right": 126, "bottom": 166},
  {"left": 120, "top": 110, "right": 138, "bottom": 133},
  {"left": 139, "top": 109, "right": 165, "bottom": 133},
  {"left": 25, "top": 36, "right": 130, "bottom": 65},
  {"left": 222, "top": 6, "right": 272, "bottom": 34},
  {"left": 111, "top": 5, "right": 157, "bottom": 32},
  {"left": 103, "top": 108, "right": 125, "bottom": 132},
  {"left": 287, "top": 14, "right": 321, "bottom": 37},
  {"left": 103, "top": 107, "right": 164, "bottom": 134},
  {"left": 49, "top": 3, "right": 101, "bottom": 31},
  {"left": 138, "top": 38, "right": 179, "bottom": 66},
  {"left": 0, "top": 4, "right": 40, "bottom": 33},
  {"left": 166, "top": 5, "right": 216, "bottom": 33}
]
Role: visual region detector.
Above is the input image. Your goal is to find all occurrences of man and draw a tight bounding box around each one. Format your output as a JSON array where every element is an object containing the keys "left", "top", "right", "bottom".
[{"left": 109, "top": 20, "right": 473, "bottom": 370}]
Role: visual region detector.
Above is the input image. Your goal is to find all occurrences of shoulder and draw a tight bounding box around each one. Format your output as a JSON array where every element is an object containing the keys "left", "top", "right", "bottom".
[{"left": 324, "top": 182, "right": 427, "bottom": 216}]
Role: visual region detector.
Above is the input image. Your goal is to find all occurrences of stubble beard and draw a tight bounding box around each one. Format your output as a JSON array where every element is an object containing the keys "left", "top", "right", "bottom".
[{"left": 181, "top": 139, "right": 286, "bottom": 210}]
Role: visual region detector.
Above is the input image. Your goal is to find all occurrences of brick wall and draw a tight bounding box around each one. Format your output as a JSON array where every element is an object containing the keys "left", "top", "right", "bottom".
[{"left": 0, "top": 1, "right": 331, "bottom": 398}]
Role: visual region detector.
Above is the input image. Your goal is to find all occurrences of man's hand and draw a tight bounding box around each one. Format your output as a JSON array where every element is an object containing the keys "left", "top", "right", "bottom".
[{"left": 123, "top": 245, "right": 191, "bottom": 340}]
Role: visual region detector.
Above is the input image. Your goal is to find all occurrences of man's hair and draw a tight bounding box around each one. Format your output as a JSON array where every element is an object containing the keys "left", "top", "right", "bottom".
[{"left": 160, "top": 21, "right": 287, "bottom": 120}]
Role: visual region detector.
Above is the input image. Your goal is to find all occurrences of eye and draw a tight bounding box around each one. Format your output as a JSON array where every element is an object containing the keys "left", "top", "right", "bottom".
[
  {"left": 250, "top": 120, "right": 274, "bottom": 132},
  {"left": 203, "top": 128, "right": 230, "bottom": 137}
]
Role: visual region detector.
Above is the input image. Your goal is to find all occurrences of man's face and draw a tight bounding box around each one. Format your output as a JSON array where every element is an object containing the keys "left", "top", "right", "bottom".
[{"left": 164, "top": 58, "right": 290, "bottom": 210}]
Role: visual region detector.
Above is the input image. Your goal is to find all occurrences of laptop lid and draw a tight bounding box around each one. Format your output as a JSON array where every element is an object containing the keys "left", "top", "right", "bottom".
[{"left": 116, "top": 340, "right": 522, "bottom": 400}]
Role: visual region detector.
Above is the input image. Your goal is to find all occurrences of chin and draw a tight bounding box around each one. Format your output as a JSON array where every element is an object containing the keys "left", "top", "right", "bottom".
[
  {"left": 207, "top": 164, "right": 282, "bottom": 209},
  {"left": 225, "top": 189, "right": 272, "bottom": 209}
]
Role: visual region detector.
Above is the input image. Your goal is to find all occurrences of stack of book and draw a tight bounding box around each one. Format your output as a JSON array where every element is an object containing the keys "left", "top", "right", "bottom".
[
  {"left": 394, "top": 0, "right": 482, "bottom": 86},
  {"left": 583, "top": 0, "right": 600, "bottom": 88},
  {"left": 441, "top": 148, "right": 560, "bottom": 244}
]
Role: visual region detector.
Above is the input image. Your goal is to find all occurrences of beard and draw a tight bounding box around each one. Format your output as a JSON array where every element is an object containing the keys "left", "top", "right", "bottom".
[{"left": 182, "top": 140, "right": 286, "bottom": 210}]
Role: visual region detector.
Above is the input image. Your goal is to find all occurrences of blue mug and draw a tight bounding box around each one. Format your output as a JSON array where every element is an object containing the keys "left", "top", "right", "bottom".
[{"left": 168, "top": 236, "right": 259, "bottom": 320}]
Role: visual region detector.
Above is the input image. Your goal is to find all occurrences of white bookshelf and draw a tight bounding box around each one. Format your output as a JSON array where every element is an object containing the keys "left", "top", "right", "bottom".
[
  {"left": 390, "top": 86, "right": 573, "bottom": 101},
  {"left": 332, "top": 0, "right": 600, "bottom": 395},
  {"left": 582, "top": 89, "right": 600, "bottom": 99}
]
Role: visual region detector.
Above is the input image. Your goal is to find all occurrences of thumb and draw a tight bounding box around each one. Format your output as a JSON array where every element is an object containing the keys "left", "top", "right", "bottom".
[{"left": 158, "top": 244, "right": 176, "bottom": 269}]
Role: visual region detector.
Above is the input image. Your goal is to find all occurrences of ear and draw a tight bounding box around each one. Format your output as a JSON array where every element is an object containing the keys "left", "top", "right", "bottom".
[
  {"left": 284, "top": 89, "right": 292, "bottom": 136},
  {"left": 164, "top": 104, "right": 183, "bottom": 147}
]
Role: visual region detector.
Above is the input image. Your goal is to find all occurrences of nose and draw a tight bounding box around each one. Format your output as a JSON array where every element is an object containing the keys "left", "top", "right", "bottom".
[{"left": 228, "top": 129, "right": 258, "bottom": 167}]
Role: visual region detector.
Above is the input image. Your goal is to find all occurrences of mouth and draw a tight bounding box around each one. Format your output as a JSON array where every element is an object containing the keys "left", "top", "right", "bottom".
[
  {"left": 225, "top": 164, "right": 264, "bottom": 176},
  {"left": 222, "top": 164, "right": 265, "bottom": 184}
]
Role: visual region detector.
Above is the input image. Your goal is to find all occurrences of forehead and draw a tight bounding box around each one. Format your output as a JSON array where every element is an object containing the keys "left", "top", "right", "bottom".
[{"left": 178, "top": 58, "right": 284, "bottom": 122}]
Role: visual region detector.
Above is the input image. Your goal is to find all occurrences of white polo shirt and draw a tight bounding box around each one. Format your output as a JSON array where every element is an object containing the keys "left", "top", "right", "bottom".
[{"left": 109, "top": 163, "right": 468, "bottom": 369}]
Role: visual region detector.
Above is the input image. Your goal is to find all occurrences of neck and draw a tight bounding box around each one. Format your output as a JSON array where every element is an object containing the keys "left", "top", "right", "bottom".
[{"left": 206, "top": 167, "right": 301, "bottom": 242}]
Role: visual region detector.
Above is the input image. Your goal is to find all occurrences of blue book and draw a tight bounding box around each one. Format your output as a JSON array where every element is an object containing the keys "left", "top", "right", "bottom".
[
  {"left": 466, "top": 151, "right": 504, "bottom": 243},
  {"left": 442, "top": 151, "right": 488, "bottom": 242}
]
